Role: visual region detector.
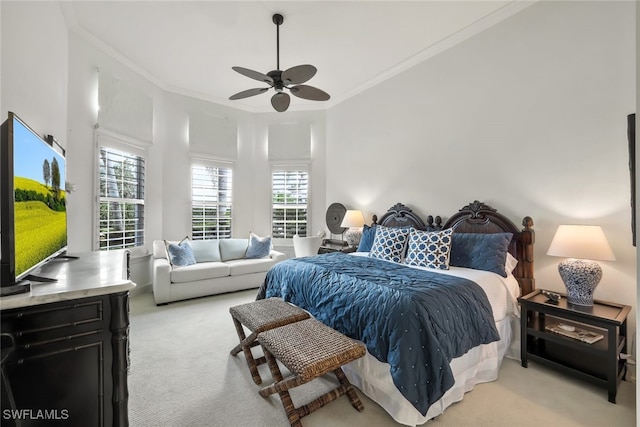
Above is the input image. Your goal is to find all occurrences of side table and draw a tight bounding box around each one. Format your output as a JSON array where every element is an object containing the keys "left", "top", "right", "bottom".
[{"left": 519, "top": 289, "right": 631, "bottom": 403}]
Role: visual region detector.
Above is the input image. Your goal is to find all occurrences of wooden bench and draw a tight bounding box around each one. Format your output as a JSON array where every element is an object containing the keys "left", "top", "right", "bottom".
[
  {"left": 257, "top": 318, "right": 366, "bottom": 427},
  {"left": 229, "top": 298, "right": 310, "bottom": 384}
]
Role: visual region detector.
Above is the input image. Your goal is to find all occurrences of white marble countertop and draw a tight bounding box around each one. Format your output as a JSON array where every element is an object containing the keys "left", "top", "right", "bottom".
[{"left": 0, "top": 250, "right": 136, "bottom": 310}]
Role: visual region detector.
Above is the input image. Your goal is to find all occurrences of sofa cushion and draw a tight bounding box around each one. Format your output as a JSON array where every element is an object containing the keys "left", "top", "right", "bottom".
[
  {"left": 190, "top": 239, "right": 222, "bottom": 262},
  {"left": 170, "top": 262, "right": 230, "bottom": 284},
  {"left": 226, "top": 258, "right": 276, "bottom": 276},
  {"left": 219, "top": 239, "right": 249, "bottom": 261}
]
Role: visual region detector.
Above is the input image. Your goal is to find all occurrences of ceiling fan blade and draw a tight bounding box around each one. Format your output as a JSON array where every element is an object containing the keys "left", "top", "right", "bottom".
[
  {"left": 271, "top": 92, "right": 290, "bottom": 112},
  {"left": 281, "top": 65, "right": 317, "bottom": 85},
  {"left": 229, "top": 88, "right": 269, "bottom": 100},
  {"left": 289, "top": 85, "right": 330, "bottom": 101},
  {"left": 232, "top": 66, "right": 274, "bottom": 85}
]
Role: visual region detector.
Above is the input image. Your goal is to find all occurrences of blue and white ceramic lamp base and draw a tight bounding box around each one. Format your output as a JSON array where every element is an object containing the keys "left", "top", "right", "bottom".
[
  {"left": 558, "top": 258, "right": 603, "bottom": 306},
  {"left": 344, "top": 229, "right": 362, "bottom": 247}
]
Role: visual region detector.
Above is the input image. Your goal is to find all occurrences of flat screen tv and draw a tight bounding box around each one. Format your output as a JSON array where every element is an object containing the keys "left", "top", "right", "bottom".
[{"left": 1, "top": 112, "right": 67, "bottom": 295}]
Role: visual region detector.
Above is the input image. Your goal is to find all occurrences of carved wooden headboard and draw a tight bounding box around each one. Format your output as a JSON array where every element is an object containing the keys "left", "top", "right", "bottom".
[
  {"left": 372, "top": 201, "right": 535, "bottom": 296},
  {"left": 442, "top": 201, "right": 535, "bottom": 296},
  {"left": 373, "top": 203, "right": 442, "bottom": 231}
]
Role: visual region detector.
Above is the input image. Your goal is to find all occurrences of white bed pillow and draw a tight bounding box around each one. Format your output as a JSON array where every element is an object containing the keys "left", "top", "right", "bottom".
[{"left": 505, "top": 253, "right": 518, "bottom": 275}]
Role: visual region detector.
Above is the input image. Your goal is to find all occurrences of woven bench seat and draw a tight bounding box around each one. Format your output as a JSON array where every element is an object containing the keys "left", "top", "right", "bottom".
[
  {"left": 258, "top": 318, "right": 366, "bottom": 427},
  {"left": 229, "top": 298, "right": 310, "bottom": 384}
]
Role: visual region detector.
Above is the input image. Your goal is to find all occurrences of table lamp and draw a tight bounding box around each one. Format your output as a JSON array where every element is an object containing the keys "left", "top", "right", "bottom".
[
  {"left": 546, "top": 225, "right": 616, "bottom": 306},
  {"left": 341, "top": 210, "right": 365, "bottom": 247}
]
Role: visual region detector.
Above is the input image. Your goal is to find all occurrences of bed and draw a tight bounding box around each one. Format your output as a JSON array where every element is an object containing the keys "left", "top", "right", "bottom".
[{"left": 258, "top": 201, "right": 535, "bottom": 426}]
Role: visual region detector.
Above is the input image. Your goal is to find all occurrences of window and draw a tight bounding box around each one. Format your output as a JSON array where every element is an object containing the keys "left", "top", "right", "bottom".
[
  {"left": 192, "top": 164, "right": 232, "bottom": 240},
  {"left": 98, "top": 147, "right": 145, "bottom": 250},
  {"left": 272, "top": 169, "right": 308, "bottom": 238}
]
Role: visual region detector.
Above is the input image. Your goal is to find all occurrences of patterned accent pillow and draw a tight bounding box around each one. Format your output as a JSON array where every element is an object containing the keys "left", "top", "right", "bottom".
[
  {"left": 165, "top": 237, "right": 197, "bottom": 267},
  {"left": 245, "top": 232, "right": 272, "bottom": 259},
  {"left": 368, "top": 226, "right": 411, "bottom": 263},
  {"left": 404, "top": 228, "right": 453, "bottom": 270}
]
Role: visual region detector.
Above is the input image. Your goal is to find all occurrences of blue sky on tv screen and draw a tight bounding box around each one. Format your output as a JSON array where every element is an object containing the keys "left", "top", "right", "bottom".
[{"left": 13, "top": 117, "right": 66, "bottom": 184}]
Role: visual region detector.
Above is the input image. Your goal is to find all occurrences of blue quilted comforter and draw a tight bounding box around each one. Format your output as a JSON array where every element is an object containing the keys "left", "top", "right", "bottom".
[{"left": 258, "top": 253, "right": 499, "bottom": 415}]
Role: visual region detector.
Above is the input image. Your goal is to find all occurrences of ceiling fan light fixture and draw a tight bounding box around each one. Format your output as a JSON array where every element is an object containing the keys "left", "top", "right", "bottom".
[{"left": 229, "top": 13, "right": 330, "bottom": 112}]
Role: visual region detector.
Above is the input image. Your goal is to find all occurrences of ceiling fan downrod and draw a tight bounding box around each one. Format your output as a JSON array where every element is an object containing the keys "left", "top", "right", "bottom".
[{"left": 273, "top": 13, "right": 283, "bottom": 71}]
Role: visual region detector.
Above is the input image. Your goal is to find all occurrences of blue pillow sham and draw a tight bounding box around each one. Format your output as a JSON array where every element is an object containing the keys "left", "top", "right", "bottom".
[
  {"left": 449, "top": 232, "right": 513, "bottom": 277},
  {"left": 357, "top": 224, "right": 377, "bottom": 252}
]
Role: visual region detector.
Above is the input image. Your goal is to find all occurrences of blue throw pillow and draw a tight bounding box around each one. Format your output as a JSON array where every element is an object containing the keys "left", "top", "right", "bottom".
[
  {"left": 245, "top": 232, "right": 271, "bottom": 259},
  {"left": 357, "top": 224, "right": 377, "bottom": 252},
  {"left": 449, "top": 232, "right": 513, "bottom": 277},
  {"left": 165, "top": 237, "right": 197, "bottom": 267}
]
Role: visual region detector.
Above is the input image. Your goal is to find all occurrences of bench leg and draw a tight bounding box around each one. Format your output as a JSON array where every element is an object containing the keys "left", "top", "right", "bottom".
[
  {"left": 259, "top": 348, "right": 364, "bottom": 426},
  {"left": 230, "top": 317, "right": 263, "bottom": 385},
  {"left": 334, "top": 368, "right": 364, "bottom": 411},
  {"left": 260, "top": 348, "right": 302, "bottom": 427}
]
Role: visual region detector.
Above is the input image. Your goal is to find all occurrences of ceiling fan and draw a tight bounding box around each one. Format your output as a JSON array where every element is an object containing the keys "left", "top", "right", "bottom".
[{"left": 229, "top": 13, "right": 330, "bottom": 112}]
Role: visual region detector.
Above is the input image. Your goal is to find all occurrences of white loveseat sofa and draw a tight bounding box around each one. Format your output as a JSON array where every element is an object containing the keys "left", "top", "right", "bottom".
[{"left": 152, "top": 239, "right": 285, "bottom": 305}]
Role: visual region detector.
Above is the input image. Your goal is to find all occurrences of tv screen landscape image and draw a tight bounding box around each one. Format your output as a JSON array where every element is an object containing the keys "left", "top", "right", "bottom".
[{"left": 12, "top": 115, "right": 67, "bottom": 279}]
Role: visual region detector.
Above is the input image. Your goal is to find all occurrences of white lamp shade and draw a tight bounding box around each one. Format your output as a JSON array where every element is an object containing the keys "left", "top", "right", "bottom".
[
  {"left": 547, "top": 225, "right": 616, "bottom": 261},
  {"left": 341, "top": 210, "right": 365, "bottom": 228}
]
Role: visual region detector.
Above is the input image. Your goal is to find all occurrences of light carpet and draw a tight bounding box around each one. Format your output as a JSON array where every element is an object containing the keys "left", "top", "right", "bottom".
[{"left": 128, "top": 289, "right": 636, "bottom": 427}]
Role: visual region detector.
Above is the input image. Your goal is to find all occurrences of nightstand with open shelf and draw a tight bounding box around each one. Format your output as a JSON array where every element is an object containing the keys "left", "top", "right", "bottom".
[
  {"left": 317, "top": 240, "right": 357, "bottom": 254},
  {"left": 518, "top": 289, "right": 631, "bottom": 403}
]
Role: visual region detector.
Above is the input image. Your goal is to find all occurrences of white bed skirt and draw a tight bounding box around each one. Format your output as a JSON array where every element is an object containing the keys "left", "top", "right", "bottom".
[{"left": 342, "top": 314, "right": 519, "bottom": 426}]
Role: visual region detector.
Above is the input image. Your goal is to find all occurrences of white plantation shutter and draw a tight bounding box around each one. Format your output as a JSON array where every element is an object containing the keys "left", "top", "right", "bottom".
[
  {"left": 98, "top": 145, "right": 145, "bottom": 250},
  {"left": 271, "top": 168, "right": 308, "bottom": 238},
  {"left": 191, "top": 164, "right": 233, "bottom": 239}
]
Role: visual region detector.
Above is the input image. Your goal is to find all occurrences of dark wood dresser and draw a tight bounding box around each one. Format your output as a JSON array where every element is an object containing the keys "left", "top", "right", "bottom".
[{"left": 0, "top": 250, "right": 135, "bottom": 426}]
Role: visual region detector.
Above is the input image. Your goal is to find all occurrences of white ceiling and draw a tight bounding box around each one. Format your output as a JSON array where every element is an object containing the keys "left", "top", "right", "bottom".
[{"left": 60, "top": 1, "right": 533, "bottom": 113}]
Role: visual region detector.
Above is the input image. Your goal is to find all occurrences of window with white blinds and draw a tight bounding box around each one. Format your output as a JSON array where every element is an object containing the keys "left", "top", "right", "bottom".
[
  {"left": 272, "top": 169, "right": 308, "bottom": 238},
  {"left": 98, "top": 147, "right": 145, "bottom": 250},
  {"left": 192, "top": 165, "right": 233, "bottom": 240}
]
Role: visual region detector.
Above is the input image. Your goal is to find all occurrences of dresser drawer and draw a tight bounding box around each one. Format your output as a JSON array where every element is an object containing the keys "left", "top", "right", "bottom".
[{"left": 1, "top": 297, "right": 108, "bottom": 349}]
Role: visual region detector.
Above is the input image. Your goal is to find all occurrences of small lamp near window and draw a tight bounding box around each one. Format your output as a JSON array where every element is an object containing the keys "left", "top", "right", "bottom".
[
  {"left": 341, "top": 210, "right": 365, "bottom": 247},
  {"left": 546, "top": 225, "right": 616, "bottom": 306}
]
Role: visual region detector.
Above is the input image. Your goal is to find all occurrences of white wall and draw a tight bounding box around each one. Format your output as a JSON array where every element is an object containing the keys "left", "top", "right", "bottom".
[
  {"left": 327, "top": 1, "right": 637, "bottom": 336},
  {"left": 1, "top": 1, "right": 68, "bottom": 147}
]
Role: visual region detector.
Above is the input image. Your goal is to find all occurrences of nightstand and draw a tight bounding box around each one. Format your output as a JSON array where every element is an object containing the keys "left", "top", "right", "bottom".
[
  {"left": 317, "top": 243, "right": 357, "bottom": 254},
  {"left": 519, "top": 289, "right": 631, "bottom": 403}
]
